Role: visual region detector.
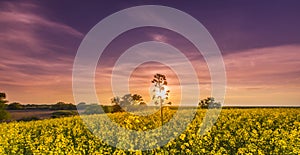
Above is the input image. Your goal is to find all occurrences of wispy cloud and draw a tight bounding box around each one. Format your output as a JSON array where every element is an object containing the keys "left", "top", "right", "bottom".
[
  {"left": 223, "top": 44, "right": 300, "bottom": 106},
  {"left": 1, "top": 1, "right": 299, "bottom": 106},
  {"left": 95, "top": 44, "right": 300, "bottom": 106},
  {"left": 148, "top": 34, "right": 168, "bottom": 42},
  {"left": 0, "top": 1, "right": 83, "bottom": 103}
]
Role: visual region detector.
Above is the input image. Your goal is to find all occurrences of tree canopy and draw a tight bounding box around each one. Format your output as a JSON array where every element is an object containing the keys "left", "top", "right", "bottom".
[
  {"left": 0, "top": 92, "right": 10, "bottom": 121},
  {"left": 7, "top": 102, "right": 23, "bottom": 110},
  {"left": 111, "top": 94, "right": 145, "bottom": 106},
  {"left": 199, "top": 97, "right": 221, "bottom": 108},
  {"left": 151, "top": 73, "right": 170, "bottom": 106}
]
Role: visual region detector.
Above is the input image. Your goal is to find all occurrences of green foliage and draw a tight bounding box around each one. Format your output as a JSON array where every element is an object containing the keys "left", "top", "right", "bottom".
[
  {"left": 51, "top": 102, "right": 76, "bottom": 110},
  {"left": 139, "top": 102, "right": 147, "bottom": 106},
  {"left": 7, "top": 102, "right": 23, "bottom": 110},
  {"left": 199, "top": 97, "right": 221, "bottom": 108},
  {"left": 111, "top": 96, "right": 121, "bottom": 105},
  {"left": 0, "top": 93, "right": 7, "bottom": 102},
  {"left": 76, "top": 102, "right": 87, "bottom": 110},
  {"left": 0, "top": 110, "right": 10, "bottom": 121},
  {"left": 131, "top": 94, "right": 143, "bottom": 105},
  {"left": 112, "top": 94, "right": 145, "bottom": 106},
  {"left": 83, "top": 104, "right": 103, "bottom": 114},
  {"left": 120, "top": 94, "right": 133, "bottom": 106},
  {"left": 0, "top": 92, "right": 10, "bottom": 121},
  {"left": 103, "top": 105, "right": 124, "bottom": 113},
  {"left": 0, "top": 92, "right": 8, "bottom": 109},
  {"left": 51, "top": 110, "right": 78, "bottom": 118},
  {"left": 83, "top": 104, "right": 124, "bottom": 115}
]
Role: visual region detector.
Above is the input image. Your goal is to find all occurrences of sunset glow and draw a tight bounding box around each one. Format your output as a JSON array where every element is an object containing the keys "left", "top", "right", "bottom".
[{"left": 0, "top": 1, "right": 299, "bottom": 106}]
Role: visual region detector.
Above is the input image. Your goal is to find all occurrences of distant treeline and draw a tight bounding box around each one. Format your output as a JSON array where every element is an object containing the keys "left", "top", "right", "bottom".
[
  {"left": 6, "top": 102, "right": 299, "bottom": 111},
  {"left": 5, "top": 102, "right": 77, "bottom": 110}
]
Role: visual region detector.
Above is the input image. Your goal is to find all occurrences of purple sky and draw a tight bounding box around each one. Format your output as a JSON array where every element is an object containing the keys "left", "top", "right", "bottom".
[{"left": 0, "top": 0, "right": 299, "bottom": 106}]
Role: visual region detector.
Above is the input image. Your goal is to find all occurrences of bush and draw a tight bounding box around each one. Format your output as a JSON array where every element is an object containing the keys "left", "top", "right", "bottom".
[
  {"left": 83, "top": 104, "right": 124, "bottom": 115},
  {"left": 83, "top": 104, "right": 104, "bottom": 115},
  {"left": 76, "top": 102, "right": 87, "bottom": 110},
  {"left": 51, "top": 102, "right": 76, "bottom": 110},
  {"left": 0, "top": 92, "right": 10, "bottom": 121},
  {"left": 0, "top": 110, "right": 10, "bottom": 121},
  {"left": 103, "top": 105, "right": 124, "bottom": 113},
  {"left": 51, "top": 110, "right": 78, "bottom": 118},
  {"left": 7, "top": 102, "right": 23, "bottom": 110}
]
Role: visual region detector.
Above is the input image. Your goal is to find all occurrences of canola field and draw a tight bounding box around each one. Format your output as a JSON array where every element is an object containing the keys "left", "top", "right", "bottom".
[{"left": 0, "top": 108, "right": 299, "bottom": 154}]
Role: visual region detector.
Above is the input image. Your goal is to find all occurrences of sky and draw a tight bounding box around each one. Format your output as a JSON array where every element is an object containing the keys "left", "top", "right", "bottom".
[{"left": 0, "top": 0, "right": 299, "bottom": 106}]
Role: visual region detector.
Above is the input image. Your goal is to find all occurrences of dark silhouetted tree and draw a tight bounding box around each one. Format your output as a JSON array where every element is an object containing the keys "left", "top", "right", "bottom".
[
  {"left": 0, "top": 93, "right": 8, "bottom": 108},
  {"left": 112, "top": 94, "right": 145, "bottom": 106},
  {"left": 7, "top": 102, "right": 23, "bottom": 110},
  {"left": 199, "top": 97, "right": 221, "bottom": 108},
  {"left": 120, "top": 94, "right": 132, "bottom": 107},
  {"left": 132, "top": 94, "right": 144, "bottom": 105},
  {"left": 111, "top": 96, "right": 121, "bottom": 105},
  {"left": 151, "top": 73, "right": 170, "bottom": 126},
  {"left": 83, "top": 104, "right": 104, "bottom": 114},
  {"left": 139, "top": 101, "right": 147, "bottom": 106},
  {"left": 77, "top": 102, "right": 87, "bottom": 110},
  {"left": 51, "top": 102, "right": 76, "bottom": 110},
  {"left": 0, "top": 92, "right": 10, "bottom": 121}
]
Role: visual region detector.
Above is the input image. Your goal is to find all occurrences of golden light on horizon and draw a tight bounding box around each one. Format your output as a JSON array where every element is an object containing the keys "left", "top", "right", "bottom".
[
  {"left": 129, "top": 62, "right": 181, "bottom": 105},
  {"left": 95, "top": 61, "right": 181, "bottom": 105}
]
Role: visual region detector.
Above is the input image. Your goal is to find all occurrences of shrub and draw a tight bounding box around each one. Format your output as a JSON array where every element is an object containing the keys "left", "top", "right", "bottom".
[
  {"left": 7, "top": 102, "right": 23, "bottom": 110},
  {"left": 0, "top": 110, "right": 10, "bottom": 121},
  {"left": 51, "top": 110, "right": 78, "bottom": 118},
  {"left": 83, "top": 104, "right": 124, "bottom": 115},
  {"left": 0, "top": 92, "right": 10, "bottom": 121},
  {"left": 103, "top": 105, "right": 124, "bottom": 113}
]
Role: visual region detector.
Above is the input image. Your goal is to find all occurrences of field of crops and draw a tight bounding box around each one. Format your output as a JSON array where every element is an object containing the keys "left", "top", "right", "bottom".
[{"left": 0, "top": 108, "right": 299, "bottom": 154}]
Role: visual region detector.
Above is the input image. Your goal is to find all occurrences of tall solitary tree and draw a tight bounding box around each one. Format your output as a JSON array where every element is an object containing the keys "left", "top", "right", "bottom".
[{"left": 151, "top": 73, "right": 170, "bottom": 126}]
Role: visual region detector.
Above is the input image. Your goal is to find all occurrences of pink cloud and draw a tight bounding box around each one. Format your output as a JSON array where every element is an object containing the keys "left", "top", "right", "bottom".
[
  {"left": 1, "top": 1, "right": 299, "bottom": 106},
  {"left": 0, "top": 1, "right": 83, "bottom": 103},
  {"left": 223, "top": 45, "right": 300, "bottom": 106},
  {"left": 149, "top": 34, "right": 168, "bottom": 42}
]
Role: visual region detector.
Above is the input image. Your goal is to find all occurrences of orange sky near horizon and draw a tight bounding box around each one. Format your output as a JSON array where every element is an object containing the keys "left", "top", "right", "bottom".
[
  {"left": 2, "top": 45, "right": 300, "bottom": 106},
  {"left": 96, "top": 62, "right": 183, "bottom": 106}
]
